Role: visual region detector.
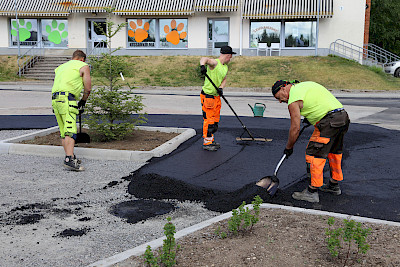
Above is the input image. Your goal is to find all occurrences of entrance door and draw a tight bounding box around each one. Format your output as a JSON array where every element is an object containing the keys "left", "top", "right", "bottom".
[
  {"left": 87, "top": 19, "right": 107, "bottom": 56},
  {"left": 208, "top": 19, "right": 229, "bottom": 55}
]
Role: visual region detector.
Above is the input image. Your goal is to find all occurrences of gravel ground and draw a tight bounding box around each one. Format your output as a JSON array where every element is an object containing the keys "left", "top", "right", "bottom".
[{"left": 0, "top": 130, "right": 219, "bottom": 267}]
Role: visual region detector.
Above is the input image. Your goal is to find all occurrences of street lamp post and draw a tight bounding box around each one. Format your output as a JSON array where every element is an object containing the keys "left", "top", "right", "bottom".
[{"left": 15, "top": 0, "right": 21, "bottom": 76}]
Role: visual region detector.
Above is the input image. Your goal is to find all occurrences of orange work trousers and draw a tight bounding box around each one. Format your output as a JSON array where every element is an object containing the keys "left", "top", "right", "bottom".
[
  {"left": 305, "top": 110, "right": 350, "bottom": 187},
  {"left": 200, "top": 92, "right": 221, "bottom": 145}
]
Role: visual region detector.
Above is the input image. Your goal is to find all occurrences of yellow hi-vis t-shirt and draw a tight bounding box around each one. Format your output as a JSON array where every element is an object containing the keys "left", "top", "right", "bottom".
[
  {"left": 202, "top": 59, "right": 228, "bottom": 96},
  {"left": 52, "top": 60, "right": 88, "bottom": 100},
  {"left": 288, "top": 81, "right": 343, "bottom": 125}
]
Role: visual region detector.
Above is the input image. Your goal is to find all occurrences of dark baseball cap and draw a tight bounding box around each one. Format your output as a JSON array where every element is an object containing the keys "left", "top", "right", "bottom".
[
  {"left": 271, "top": 80, "right": 289, "bottom": 96},
  {"left": 220, "top": 46, "right": 237, "bottom": 54}
]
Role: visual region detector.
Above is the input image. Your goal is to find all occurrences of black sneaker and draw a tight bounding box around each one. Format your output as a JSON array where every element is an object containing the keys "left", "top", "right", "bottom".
[
  {"left": 73, "top": 155, "right": 82, "bottom": 165},
  {"left": 203, "top": 144, "right": 218, "bottom": 151},
  {"left": 211, "top": 141, "right": 220, "bottom": 149},
  {"left": 64, "top": 156, "right": 84, "bottom": 171},
  {"left": 320, "top": 183, "right": 341, "bottom": 195}
]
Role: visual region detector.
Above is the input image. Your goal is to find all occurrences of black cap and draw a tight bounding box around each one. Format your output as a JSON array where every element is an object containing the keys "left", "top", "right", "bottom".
[
  {"left": 220, "top": 46, "right": 237, "bottom": 54},
  {"left": 271, "top": 80, "right": 289, "bottom": 96}
]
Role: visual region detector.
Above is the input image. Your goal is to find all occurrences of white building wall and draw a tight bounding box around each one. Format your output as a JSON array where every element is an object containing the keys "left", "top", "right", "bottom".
[
  {"left": 0, "top": 17, "right": 9, "bottom": 48},
  {"left": 188, "top": 14, "right": 207, "bottom": 49},
  {"left": 319, "top": 0, "right": 365, "bottom": 49}
]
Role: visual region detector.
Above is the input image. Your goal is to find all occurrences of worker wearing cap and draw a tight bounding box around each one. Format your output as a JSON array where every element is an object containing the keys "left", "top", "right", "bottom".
[
  {"left": 199, "top": 46, "right": 236, "bottom": 151},
  {"left": 272, "top": 80, "right": 350, "bottom": 202},
  {"left": 52, "top": 49, "right": 91, "bottom": 171}
]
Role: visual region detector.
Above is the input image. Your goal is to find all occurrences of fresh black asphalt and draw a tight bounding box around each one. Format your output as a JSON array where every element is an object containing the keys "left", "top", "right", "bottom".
[{"left": 3, "top": 113, "right": 400, "bottom": 222}]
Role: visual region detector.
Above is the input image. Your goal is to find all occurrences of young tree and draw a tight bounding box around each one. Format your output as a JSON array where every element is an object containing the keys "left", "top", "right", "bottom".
[{"left": 85, "top": 7, "right": 146, "bottom": 141}]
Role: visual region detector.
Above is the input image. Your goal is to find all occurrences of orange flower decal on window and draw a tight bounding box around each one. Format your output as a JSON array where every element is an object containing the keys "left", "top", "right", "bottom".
[
  {"left": 128, "top": 19, "right": 150, "bottom": 43},
  {"left": 164, "top": 19, "right": 187, "bottom": 45}
]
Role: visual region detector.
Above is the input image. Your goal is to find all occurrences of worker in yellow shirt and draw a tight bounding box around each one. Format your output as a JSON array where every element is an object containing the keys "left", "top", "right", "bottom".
[
  {"left": 199, "top": 46, "right": 236, "bottom": 151},
  {"left": 272, "top": 80, "right": 350, "bottom": 202},
  {"left": 51, "top": 50, "right": 91, "bottom": 171}
]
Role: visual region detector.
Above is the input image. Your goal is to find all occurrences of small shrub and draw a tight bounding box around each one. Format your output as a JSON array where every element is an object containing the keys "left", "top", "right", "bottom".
[{"left": 325, "top": 217, "right": 371, "bottom": 265}]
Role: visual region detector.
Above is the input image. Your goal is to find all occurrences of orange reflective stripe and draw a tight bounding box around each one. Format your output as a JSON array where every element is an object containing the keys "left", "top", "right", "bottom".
[
  {"left": 309, "top": 127, "right": 330, "bottom": 144},
  {"left": 328, "top": 153, "right": 343, "bottom": 181},
  {"left": 306, "top": 155, "right": 326, "bottom": 187}
]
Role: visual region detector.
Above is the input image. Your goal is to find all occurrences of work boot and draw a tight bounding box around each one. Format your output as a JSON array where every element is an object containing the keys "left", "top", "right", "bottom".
[
  {"left": 64, "top": 156, "right": 84, "bottom": 171},
  {"left": 203, "top": 143, "right": 218, "bottom": 151},
  {"left": 211, "top": 141, "right": 220, "bottom": 149},
  {"left": 320, "top": 182, "right": 341, "bottom": 195},
  {"left": 292, "top": 188, "right": 319, "bottom": 203}
]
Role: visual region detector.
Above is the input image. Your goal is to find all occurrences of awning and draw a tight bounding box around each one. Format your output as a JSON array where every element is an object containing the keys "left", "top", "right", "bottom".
[
  {"left": 68, "top": 0, "right": 116, "bottom": 13},
  {"left": 114, "top": 0, "right": 194, "bottom": 15},
  {"left": 0, "top": 0, "right": 69, "bottom": 16},
  {"left": 194, "top": 0, "right": 239, "bottom": 12},
  {"left": 242, "top": 0, "right": 333, "bottom": 19}
]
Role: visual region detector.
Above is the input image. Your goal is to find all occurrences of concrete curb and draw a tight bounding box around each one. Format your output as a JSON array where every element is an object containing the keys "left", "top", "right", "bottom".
[
  {"left": 87, "top": 203, "right": 400, "bottom": 267},
  {"left": 0, "top": 126, "right": 196, "bottom": 162}
]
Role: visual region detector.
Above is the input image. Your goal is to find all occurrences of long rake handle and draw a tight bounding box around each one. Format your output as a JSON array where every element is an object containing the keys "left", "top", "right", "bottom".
[{"left": 204, "top": 73, "right": 255, "bottom": 140}]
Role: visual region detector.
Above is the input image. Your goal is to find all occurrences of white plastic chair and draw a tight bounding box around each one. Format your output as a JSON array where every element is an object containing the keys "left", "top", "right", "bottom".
[
  {"left": 257, "top": 43, "right": 268, "bottom": 56},
  {"left": 269, "top": 43, "right": 281, "bottom": 56}
]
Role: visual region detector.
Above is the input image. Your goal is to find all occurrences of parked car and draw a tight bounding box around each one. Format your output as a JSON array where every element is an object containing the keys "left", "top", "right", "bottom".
[{"left": 384, "top": 61, "right": 400, "bottom": 77}]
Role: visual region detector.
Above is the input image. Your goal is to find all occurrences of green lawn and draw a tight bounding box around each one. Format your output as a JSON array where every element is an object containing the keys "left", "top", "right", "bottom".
[{"left": 2, "top": 55, "right": 400, "bottom": 90}]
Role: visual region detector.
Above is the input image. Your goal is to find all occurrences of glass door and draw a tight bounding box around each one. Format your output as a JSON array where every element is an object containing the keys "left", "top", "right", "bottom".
[
  {"left": 87, "top": 19, "right": 107, "bottom": 56},
  {"left": 208, "top": 19, "right": 229, "bottom": 55}
]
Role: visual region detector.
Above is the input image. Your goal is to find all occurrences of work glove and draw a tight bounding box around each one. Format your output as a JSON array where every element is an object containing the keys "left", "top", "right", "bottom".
[
  {"left": 283, "top": 147, "right": 293, "bottom": 159},
  {"left": 217, "top": 87, "right": 223, "bottom": 96},
  {"left": 302, "top": 117, "right": 311, "bottom": 126},
  {"left": 78, "top": 99, "right": 86, "bottom": 109},
  {"left": 290, "top": 79, "right": 300, "bottom": 84},
  {"left": 200, "top": 65, "right": 207, "bottom": 75}
]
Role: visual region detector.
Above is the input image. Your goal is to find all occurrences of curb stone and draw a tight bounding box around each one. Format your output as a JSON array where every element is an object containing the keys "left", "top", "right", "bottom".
[
  {"left": 87, "top": 203, "right": 400, "bottom": 267},
  {"left": 0, "top": 126, "right": 196, "bottom": 162}
]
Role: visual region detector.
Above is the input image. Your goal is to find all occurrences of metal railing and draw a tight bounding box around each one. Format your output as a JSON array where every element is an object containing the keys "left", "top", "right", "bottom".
[
  {"left": 86, "top": 41, "right": 108, "bottom": 58},
  {"left": 329, "top": 39, "right": 388, "bottom": 67},
  {"left": 17, "top": 40, "right": 45, "bottom": 77},
  {"left": 365, "top": 43, "right": 400, "bottom": 65}
]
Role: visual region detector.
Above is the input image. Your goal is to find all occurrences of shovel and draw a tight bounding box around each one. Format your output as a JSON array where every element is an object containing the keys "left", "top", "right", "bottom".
[
  {"left": 256, "top": 121, "right": 311, "bottom": 196},
  {"left": 75, "top": 109, "right": 91, "bottom": 144}
]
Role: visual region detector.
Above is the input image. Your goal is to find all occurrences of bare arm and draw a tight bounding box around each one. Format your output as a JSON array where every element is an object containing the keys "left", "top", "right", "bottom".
[
  {"left": 200, "top": 57, "right": 218, "bottom": 70},
  {"left": 286, "top": 100, "right": 303, "bottom": 149},
  {"left": 219, "top": 76, "right": 227, "bottom": 88},
  {"left": 80, "top": 65, "right": 91, "bottom": 101}
]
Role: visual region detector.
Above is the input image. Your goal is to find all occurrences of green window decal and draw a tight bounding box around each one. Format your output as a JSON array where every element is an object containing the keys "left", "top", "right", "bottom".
[
  {"left": 42, "top": 19, "right": 68, "bottom": 47},
  {"left": 11, "top": 19, "right": 33, "bottom": 42}
]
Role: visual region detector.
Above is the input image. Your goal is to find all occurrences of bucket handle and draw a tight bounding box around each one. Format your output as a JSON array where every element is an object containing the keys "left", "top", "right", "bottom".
[{"left": 255, "top": 103, "right": 266, "bottom": 110}]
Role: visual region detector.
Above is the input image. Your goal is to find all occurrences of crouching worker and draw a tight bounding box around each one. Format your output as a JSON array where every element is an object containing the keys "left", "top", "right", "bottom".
[
  {"left": 199, "top": 46, "right": 236, "bottom": 151},
  {"left": 272, "top": 80, "right": 350, "bottom": 202},
  {"left": 51, "top": 50, "right": 91, "bottom": 171}
]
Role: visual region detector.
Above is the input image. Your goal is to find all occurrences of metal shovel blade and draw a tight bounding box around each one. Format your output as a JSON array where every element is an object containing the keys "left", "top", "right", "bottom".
[
  {"left": 76, "top": 132, "right": 91, "bottom": 144},
  {"left": 256, "top": 175, "right": 279, "bottom": 196}
]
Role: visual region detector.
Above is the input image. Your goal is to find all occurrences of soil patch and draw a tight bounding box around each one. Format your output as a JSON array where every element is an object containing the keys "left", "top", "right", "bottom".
[
  {"left": 19, "top": 129, "right": 179, "bottom": 151},
  {"left": 122, "top": 208, "right": 400, "bottom": 267}
]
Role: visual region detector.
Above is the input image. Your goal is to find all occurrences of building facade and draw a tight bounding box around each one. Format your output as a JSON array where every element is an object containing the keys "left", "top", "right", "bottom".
[{"left": 0, "top": 0, "right": 369, "bottom": 56}]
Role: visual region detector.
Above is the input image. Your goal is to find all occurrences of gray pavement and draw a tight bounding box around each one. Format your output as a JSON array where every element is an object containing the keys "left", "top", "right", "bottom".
[{"left": 1, "top": 81, "right": 400, "bottom": 267}]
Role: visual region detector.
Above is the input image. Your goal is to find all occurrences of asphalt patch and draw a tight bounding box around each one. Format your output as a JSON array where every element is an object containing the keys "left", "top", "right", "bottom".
[
  {"left": 110, "top": 199, "right": 176, "bottom": 224},
  {"left": 57, "top": 228, "right": 90, "bottom": 237}
]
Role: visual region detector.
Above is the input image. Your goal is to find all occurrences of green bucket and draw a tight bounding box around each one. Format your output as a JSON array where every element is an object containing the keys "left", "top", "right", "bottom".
[{"left": 248, "top": 103, "right": 266, "bottom": 117}]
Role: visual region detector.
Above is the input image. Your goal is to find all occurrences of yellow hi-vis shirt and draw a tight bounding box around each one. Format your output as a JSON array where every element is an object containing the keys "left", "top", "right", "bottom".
[
  {"left": 202, "top": 59, "right": 228, "bottom": 96},
  {"left": 52, "top": 60, "right": 88, "bottom": 100},
  {"left": 288, "top": 81, "right": 343, "bottom": 125}
]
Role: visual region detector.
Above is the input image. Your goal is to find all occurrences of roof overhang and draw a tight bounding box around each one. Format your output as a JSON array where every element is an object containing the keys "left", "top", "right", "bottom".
[
  {"left": 114, "top": 0, "right": 194, "bottom": 16},
  {"left": 242, "top": 0, "right": 334, "bottom": 19},
  {"left": 194, "top": 0, "right": 239, "bottom": 12}
]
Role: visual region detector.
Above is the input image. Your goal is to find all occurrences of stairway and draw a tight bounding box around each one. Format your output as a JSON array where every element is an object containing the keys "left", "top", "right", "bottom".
[{"left": 23, "top": 56, "right": 70, "bottom": 81}]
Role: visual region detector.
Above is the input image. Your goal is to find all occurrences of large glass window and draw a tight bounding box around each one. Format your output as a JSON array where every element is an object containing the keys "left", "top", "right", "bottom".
[
  {"left": 41, "top": 19, "right": 68, "bottom": 47},
  {"left": 284, "top": 22, "right": 316, "bottom": 47},
  {"left": 250, "top": 22, "right": 280, "bottom": 48},
  {"left": 159, "top": 19, "right": 188, "bottom": 48},
  {"left": 127, "top": 19, "right": 155, "bottom": 48},
  {"left": 10, "top": 19, "right": 38, "bottom": 46}
]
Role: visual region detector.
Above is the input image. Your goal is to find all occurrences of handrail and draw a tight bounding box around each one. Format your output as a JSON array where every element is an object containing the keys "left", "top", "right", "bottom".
[
  {"left": 17, "top": 40, "right": 45, "bottom": 77},
  {"left": 365, "top": 43, "right": 400, "bottom": 64},
  {"left": 86, "top": 41, "right": 108, "bottom": 58},
  {"left": 329, "top": 39, "right": 388, "bottom": 66}
]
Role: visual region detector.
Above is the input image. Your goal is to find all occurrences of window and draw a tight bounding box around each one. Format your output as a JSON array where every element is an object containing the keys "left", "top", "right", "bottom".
[
  {"left": 127, "top": 18, "right": 188, "bottom": 49},
  {"left": 10, "top": 19, "right": 38, "bottom": 46},
  {"left": 284, "top": 22, "right": 316, "bottom": 47},
  {"left": 250, "top": 22, "right": 280, "bottom": 48},
  {"left": 127, "top": 19, "right": 155, "bottom": 47},
  {"left": 41, "top": 19, "right": 68, "bottom": 47}
]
